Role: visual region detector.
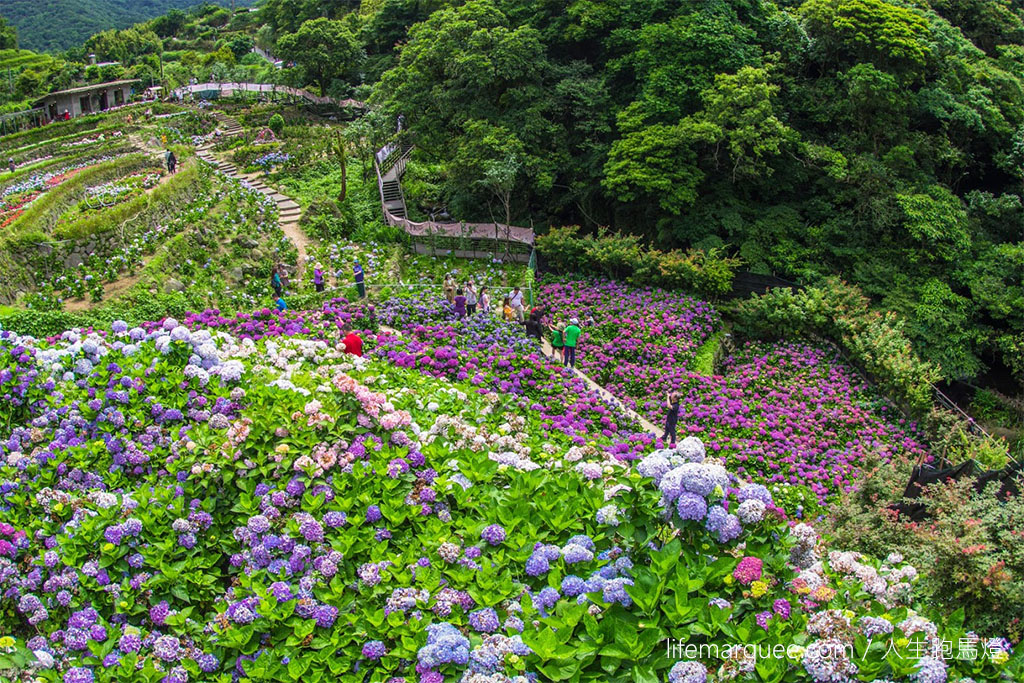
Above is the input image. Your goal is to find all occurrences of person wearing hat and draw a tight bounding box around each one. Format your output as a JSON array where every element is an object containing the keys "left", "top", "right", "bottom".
[
  {"left": 354, "top": 261, "right": 366, "bottom": 299},
  {"left": 563, "top": 318, "right": 581, "bottom": 368},
  {"left": 7, "top": 159, "right": 14, "bottom": 174}
]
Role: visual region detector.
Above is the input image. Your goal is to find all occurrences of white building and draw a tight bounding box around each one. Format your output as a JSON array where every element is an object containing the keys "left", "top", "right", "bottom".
[{"left": 33, "top": 80, "right": 140, "bottom": 121}]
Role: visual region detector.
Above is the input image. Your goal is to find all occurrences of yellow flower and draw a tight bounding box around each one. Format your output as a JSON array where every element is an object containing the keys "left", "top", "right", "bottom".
[
  {"left": 992, "top": 651, "right": 1009, "bottom": 665},
  {"left": 0, "top": 636, "right": 15, "bottom": 648},
  {"left": 723, "top": 575, "right": 734, "bottom": 585},
  {"left": 896, "top": 637, "right": 909, "bottom": 648},
  {"left": 52, "top": 502, "right": 63, "bottom": 513},
  {"left": 750, "top": 581, "right": 769, "bottom": 598},
  {"left": 274, "top": 443, "right": 290, "bottom": 454}
]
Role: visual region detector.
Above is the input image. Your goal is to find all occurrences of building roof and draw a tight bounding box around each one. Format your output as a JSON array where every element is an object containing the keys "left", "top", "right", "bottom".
[{"left": 33, "top": 80, "right": 141, "bottom": 106}]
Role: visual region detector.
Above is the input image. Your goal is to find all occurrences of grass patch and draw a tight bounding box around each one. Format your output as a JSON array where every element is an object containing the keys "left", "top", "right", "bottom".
[{"left": 691, "top": 331, "right": 722, "bottom": 376}]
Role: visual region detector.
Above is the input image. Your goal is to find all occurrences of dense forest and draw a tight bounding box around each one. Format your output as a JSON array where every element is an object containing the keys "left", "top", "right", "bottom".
[
  {"left": 0, "top": 0, "right": 251, "bottom": 51},
  {"left": 264, "top": 0, "right": 1024, "bottom": 391},
  {"left": 4, "top": 0, "right": 1024, "bottom": 390}
]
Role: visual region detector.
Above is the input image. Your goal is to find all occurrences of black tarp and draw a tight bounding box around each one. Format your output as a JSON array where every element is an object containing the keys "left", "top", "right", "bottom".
[{"left": 892, "top": 459, "right": 1022, "bottom": 521}]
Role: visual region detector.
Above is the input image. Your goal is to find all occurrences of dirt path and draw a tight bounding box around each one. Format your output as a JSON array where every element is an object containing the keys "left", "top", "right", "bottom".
[
  {"left": 539, "top": 338, "right": 661, "bottom": 434},
  {"left": 379, "top": 323, "right": 658, "bottom": 435}
]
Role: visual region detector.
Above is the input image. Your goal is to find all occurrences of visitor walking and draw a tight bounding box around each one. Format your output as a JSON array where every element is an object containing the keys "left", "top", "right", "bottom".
[
  {"left": 454, "top": 288, "right": 467, "bottom": 319},
  {"left": 465, "top": 282, "right": 478, "bottom": 315},
  {"left": 275, "top": 297, "right": 288, "bottom": 312},
  {"left": 509, "top": 287, "right": 525, "bottom": 322},
  {"left": 549, "top": 321, "right": 564, "bottom": 363},
  {"left": 502, "top": 297, "right": 515, "bottom": 321},
  {"left": 354, "top": 262, "right": 366, "bottom": 299},
  {"left": 342, "top": 325, "right": 363, "bottom": 357},
  {"left": 166, "top": 149, "right": 177, "bottom": 174},
  {"left": 478, "top": 286, "right": 491, "bottom": 315},
  {"left": 314, "top": 265, "right": 325, "bottom": 293},
  {"left": 7, "top": 158, "right": 14, "bottom": 174},
  {"left": 663, "top": 390, "right": 682, "bottom": 446},
  {"left": 271, "top": 265, "right": 283, "bottom": 297},
  {"left": 443, "top": 274, "right": 456, "bottom": 304},
  {"left": 563, "top": 318, "right": 581, "bottom": 368}
]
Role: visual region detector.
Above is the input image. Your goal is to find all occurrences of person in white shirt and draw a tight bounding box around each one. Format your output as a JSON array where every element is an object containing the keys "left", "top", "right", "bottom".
[{"left": 509, "top": 287, "right": 525, "bottom": 322}]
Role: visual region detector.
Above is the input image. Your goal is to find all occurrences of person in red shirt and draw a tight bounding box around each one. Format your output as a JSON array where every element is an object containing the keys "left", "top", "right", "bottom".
[{"left": 341, "top": 325, "right": 363, "bottom": 357}]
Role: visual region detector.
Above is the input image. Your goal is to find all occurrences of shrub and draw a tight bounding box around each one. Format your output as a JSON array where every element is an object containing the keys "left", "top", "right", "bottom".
[
  {"left": 823, "top": 452, "right": 1024, "bottom": 639},
  {"left": 300, "top": 195, "right": 358, "bottom": 239},
  {"left": 537, "top": 225, "right": 741, "bottom": 297},
  {"left": 268, "top": 113, "right": 285, "bottom": 136},
  {"left": 730, "top": 278, "right": 940, "bottom": 413}
]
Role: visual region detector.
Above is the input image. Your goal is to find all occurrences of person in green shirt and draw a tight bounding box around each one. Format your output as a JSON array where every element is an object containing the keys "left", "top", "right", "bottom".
[
  {"left": 563, "top": 318, "right": 581, "bottom": 368},
  {"left": 548, "top": 321, "right": 565, "bottom": 363}
]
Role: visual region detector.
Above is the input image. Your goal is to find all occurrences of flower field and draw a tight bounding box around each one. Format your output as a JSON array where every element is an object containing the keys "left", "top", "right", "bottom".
[
  {"left": 540, "top": 280, "right": 929, "bottom": 508},
  {"left": 0, "top": 313, "right": 1019, "bottom": 682}
]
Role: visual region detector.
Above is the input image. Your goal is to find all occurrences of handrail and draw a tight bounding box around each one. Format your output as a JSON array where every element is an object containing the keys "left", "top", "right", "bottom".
[
  {"left": 169, "top": 82, "right": 367, "bottom": 111},
  {"left": 372, "top": 141, "right": 535, "bottom": 247}
]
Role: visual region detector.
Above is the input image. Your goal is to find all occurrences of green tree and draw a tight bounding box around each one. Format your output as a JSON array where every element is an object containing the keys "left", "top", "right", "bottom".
[
  {"left": 896, "top": 184, "right": 972, "bottom": 262},
  {"left": 276, "top": 18, "right": 360, "bottom": 93},
  {"left": 603, "top": 123, "right": 706, "bottom": 214},
  {"left": 15, "top": 68, "right": 41, "bottom": 97},
  {"left": 691, "top": 66, "right": 799, "bottom": 181},
  {"left": 801, "top": 0, "right": 933, "bottom": 69},
  {"left": 0, "top": 16, "right": 17, "bottom": 50}
]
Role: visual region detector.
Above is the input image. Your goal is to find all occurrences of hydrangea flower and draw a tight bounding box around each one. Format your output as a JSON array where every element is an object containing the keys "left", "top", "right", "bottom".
[
  {"left": 481, "top": 524, "right": 506, "bottom": 546},
  {"left": 668, "top": 660, "right": 707, "bottom": 683},
  {"left": 362, "top": 640, "right": 386, "bottom": 659}
]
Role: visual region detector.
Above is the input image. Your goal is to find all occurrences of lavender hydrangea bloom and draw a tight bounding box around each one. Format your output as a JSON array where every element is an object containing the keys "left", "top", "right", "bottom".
[
  {"left": 468, "top": 607, "right": 500, "bottom": 633},
  {"left": 153, "top": 635, "right": 181, "bottom": 661},
  {"left": 737, "top": 499, "right": 766, "bottom": 524},
  {"left": 562, "top": 543, "right": 594, "bottom": 564},
  {"left": 911, "top": 657, "right": 948, "bottom": 683},
  {"left": 63, "top": 668, "right": 95, "bottom": 683},
  {"left": 668, "top": 661, "right": 707, "bottom": 683},
  {"left": 362, "top": 640, "right": 386, "bottom": 659},
  {"left": 561, "top": 575, "right": 587, "bottom": 597},
  {"left": 480, "top": 524, "right": 506, "bottom": 546},
  {"left": 675, "top": 492, "right": 707, "bottom": 521},
  {"left": 525, "top": 553, "right": 550, "bottom": 577},
  {"left": 737, "top": 483, "right": 773, "bottom": 505}
]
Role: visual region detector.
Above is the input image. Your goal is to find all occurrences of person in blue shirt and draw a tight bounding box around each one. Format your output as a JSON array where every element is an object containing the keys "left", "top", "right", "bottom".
[
  {"left": 275, "top": 297, "right": 287, "bottom": 311},
  {"left": 354, "top": 261, "right": 365, "bottom": 299}
]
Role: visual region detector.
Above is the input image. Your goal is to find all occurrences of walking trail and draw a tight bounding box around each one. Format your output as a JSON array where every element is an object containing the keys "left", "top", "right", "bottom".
[
  {"left": 196, "top": 111, "right": 310, "bottom": 277},
  {"left": 377, "top": 323, "right": 659, "bottom": 436}
]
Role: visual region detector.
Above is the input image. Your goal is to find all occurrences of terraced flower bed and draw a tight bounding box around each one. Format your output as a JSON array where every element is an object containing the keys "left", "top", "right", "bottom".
[
  {"left": 0, "top": 319, "right": 1017, "bottom": 682},
  {"left": 55, "top": 171, "right": 163, "bottom": 227},
  {"left": 541, "top": 279, "right": 928, "bottom": 508}
]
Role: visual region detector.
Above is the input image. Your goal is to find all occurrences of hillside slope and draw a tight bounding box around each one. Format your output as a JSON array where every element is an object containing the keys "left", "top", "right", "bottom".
[{"left": 3, "top": 0, "right": 253, "bottom": 51}]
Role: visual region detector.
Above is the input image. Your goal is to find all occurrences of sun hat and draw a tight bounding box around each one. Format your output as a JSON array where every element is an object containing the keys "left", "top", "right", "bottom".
[{"left": 570, "top": 318, "right": 579, "bottom": 325}]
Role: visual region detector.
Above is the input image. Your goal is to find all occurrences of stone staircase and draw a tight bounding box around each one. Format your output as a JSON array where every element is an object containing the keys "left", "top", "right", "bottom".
[{"left": 195, "top": 112, "right": 309, "bottom": 275}]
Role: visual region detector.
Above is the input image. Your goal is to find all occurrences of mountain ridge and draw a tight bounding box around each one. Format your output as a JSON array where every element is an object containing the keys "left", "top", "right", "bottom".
[{"left": 2, "top": 0, "right": 253, "bottom": 52}]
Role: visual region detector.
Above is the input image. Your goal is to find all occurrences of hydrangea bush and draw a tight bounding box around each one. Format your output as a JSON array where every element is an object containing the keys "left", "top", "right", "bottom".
[
  {"left": 540, "top": 279, "right": 928, "bottom": 506},
  {"left": 0, "top": 317, "right": 1018, "bottom": 682}
]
